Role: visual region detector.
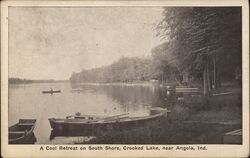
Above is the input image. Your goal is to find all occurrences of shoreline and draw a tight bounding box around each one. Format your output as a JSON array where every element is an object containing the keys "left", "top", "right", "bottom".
[{"left": 71, "top": 81, "right": 159, "bottom": 87}]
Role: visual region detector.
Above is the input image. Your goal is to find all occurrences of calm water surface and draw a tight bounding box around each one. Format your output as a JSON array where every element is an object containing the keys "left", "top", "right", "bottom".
[{"left": 9, "top": 82, "right": 170, "bottom": 144}]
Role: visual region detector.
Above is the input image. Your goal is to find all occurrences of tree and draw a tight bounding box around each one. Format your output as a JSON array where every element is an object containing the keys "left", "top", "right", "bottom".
[{"left": 155, "top": 7, "right": 241, "bottom": 96}]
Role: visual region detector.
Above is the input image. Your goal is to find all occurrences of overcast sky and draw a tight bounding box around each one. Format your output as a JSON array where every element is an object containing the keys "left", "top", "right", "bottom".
[{"left": 9, "top": 7, "right": 163, "bottom": 80}]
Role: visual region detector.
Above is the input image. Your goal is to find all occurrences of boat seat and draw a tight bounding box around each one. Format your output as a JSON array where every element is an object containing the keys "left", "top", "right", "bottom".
[{"left": 9, "top": 131, "right": 26, "bottom": 134}]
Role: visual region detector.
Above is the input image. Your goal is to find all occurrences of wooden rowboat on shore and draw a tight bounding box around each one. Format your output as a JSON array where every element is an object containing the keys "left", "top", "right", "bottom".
[
  {"left": 9, "top": 119, "right": 37, "bottom": 144},
  {"left": 48, "top": 107, "right": 168, "bottom": 137}
]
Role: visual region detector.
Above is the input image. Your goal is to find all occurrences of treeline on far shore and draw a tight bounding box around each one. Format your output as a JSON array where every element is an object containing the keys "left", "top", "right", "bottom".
[
  {"left": 70, "top": 57, "right": 159, "bottom": 84},
  {"left": 9, "top": 78, "right": 68, "bottom": 84}
]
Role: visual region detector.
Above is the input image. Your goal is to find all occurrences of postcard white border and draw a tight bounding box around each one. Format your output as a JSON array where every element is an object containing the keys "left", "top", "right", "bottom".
[{"left": 1, "top": 0, "right": 249, "bottom": 157}]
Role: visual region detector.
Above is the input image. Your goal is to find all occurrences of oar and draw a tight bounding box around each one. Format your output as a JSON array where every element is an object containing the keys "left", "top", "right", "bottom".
[
  {"left": 88, "top": 113, "right": 129, "bottom": 123},
  {"left": 103, "top": 113, "right": 129, "bottom": 121}
]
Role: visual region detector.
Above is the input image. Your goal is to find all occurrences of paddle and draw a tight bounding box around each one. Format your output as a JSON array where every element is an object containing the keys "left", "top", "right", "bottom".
[{"left": 88, "top": 113, "right": 130, "bottom": 123}]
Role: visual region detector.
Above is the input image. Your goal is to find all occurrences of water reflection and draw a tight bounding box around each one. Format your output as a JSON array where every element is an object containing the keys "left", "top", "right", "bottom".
[
  {"left": 49, "top": 133, "right": 95, "bottom": 144},
  {"left": 49, "top": 130, "right": 93, "bottom": 140},
  {"left": 71, "top": 83, "right": 171, "bottom": 109}
]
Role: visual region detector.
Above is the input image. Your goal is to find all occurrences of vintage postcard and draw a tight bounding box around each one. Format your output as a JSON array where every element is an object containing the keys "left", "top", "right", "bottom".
[{"left": 1, "top": 0, "right": 249, "bottom": 157}]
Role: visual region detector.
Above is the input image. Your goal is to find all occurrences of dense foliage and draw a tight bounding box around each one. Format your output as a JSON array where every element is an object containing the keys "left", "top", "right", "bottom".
[
  {"left": 70, "top": 57, "right": 156, "bottom": 83},
  {"left": 154, "top": 7, "right": 242, "bottom": 94},
  {"left": 155, "top": 7, "right": 241, "bottom": 80}
]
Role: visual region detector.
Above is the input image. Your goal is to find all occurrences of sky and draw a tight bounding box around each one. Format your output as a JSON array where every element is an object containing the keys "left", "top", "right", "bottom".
[{"left": 9, "top": 7, "right": 164, "bottom": 80}]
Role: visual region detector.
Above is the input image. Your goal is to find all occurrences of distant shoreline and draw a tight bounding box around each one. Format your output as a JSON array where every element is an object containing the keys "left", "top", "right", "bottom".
[
  {"left": 70, "top": 81, "right": 163, "bottom": 87},
  {"left": 8, "top": 78, "right": 69, "bottom": 84}
]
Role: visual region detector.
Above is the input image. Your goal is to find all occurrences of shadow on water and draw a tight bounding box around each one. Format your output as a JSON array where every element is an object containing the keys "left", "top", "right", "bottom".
[
  {"left": 9, "top": 132, "right": 37, "bottom": 144},
  {"left": 50, "top": 130, "right": 90, "bottom": 140}
]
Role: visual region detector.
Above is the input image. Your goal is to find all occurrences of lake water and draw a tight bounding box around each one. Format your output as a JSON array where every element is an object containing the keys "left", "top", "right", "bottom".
[{"left": 9, "top": 82, "right": 171, "bottom": 144}]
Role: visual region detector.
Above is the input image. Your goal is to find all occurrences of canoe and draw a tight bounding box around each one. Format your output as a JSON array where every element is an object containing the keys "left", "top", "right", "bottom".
[
  {"left": 42, "top": 90, "right": 61, "bottom": 94},
  {"left": 9, "top": 119, "right": 37, "bottom": 144},
  {"left": 48, "top": 107, "right": 168, "bottom": 136}
]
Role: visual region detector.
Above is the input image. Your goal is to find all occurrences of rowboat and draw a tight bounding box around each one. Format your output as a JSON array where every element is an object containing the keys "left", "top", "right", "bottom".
[
  {"left": 48, "top": 107, "right": 168, "bottom": 136},
  {"left": 9, "top": 119, "right": 37, "bottom": 144},
  {"left": 42, "top": 90, "right": 61, "bottom": 94}
]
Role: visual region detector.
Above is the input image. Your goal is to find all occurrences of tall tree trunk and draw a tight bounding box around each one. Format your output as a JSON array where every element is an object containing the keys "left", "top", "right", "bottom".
[
  {"left": 207, "top": 57, "right": 212, "bottom": 92},
  {"left": 213, "top": 53, "right": 218, "bottom": 90},
  {"left": 203, "top": 57, "right": 210, "bottom": 97},
  {"left": 203, "top": 68, "right": 208, "bottom": 96},
  {"left": 217, "top": 65, "right": 222, "bottom": 88}
]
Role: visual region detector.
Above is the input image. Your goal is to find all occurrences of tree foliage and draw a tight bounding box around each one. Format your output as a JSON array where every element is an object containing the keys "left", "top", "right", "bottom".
[
  {"left": 70, "top": 57, "right": 155, "bottom": 83},
  {"left": 154, "top": 7, "right": 242, "bottom": 85}
]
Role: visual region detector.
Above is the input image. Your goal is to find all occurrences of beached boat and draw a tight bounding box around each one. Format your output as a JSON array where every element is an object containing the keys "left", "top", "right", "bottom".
[
  {"left": 9, "top": 119, "right": 37, "bottom": 144},
  {"left": 48, "top": 107, "right": 168, "bottom": 136}
]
